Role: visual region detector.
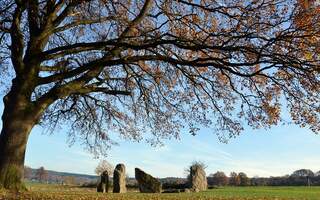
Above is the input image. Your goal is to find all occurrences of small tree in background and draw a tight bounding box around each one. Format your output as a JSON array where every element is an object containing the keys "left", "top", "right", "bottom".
[
  {"left": 238, "top": 172, "right": 250, "bottom": 186},
  {"left": 291, "top": 169, "right": 314, "bottom": 177},
  {"left": 210, "top": 171, "right": 229, "bottom": 186},
  {"left": 189, "top": 161, "right": 207, "bottom": 170},
  {"left": 229, "top": 172, "right": 241, "bottom": 186},
  {"left": 36, "top": 166, "right": 48, "bottom": 183},
  {"left": 291, "top": 169, "right": 315, "bottom": 186},
  {"left": 95, "top": 160, "right": 114, "bottom": 176}
]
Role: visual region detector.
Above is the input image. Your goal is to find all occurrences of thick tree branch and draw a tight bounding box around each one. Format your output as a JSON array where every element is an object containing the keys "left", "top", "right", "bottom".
[
  {"left": 52, "top": 1, "right": 84, "bottom": 27},
  {"left": 26, "top": 0, "right": 40, "bottom": 37},
  {"left": 117, "top": 0, "right": 153, "bottom": 40},
  {"left": 53, "top": 16, "right": 116, "bottom": 33},
  {"left": 10, "top": 2, "right": 26, "bottom": 74},
  {"left": 39, "top": 0, "right": 155, "bottom": 85}
]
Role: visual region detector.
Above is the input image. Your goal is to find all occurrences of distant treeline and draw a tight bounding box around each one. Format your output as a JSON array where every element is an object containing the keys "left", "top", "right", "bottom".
[
  {"left": 162, "top": 169, "right": 320, "bottom": 188},
  {"left": 207, "top": 169, "right": 319, "bottom": 187},
  {"left": 25, "top": 166, "right": 320, "bottom": 187}
]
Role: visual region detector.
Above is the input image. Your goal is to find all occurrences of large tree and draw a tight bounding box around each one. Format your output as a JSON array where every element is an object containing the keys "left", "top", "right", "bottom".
[{"left": 0, "top": 0, "right": 319, "bottom": 190}]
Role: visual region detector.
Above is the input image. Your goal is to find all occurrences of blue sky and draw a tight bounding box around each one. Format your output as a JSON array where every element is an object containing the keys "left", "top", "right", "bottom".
[{"left": 1, "top": 99, "right": 320, "bottom": 178}]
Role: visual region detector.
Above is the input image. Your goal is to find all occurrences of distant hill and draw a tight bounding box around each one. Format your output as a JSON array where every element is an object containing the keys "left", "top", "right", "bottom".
[
  {"left": 25, "top": 167, "right": 98, "bottom": 184},
  {"left": 46, "top": 169, "right": 98, "bottom": 180}
]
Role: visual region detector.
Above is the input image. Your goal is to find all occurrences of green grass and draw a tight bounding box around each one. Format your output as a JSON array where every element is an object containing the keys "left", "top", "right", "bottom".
[
  {"left": 1, "top": 183, "right": 320, "bottom": 200},
  {"left": 200, "top": 187, "right": 320, "bottom": 199}
]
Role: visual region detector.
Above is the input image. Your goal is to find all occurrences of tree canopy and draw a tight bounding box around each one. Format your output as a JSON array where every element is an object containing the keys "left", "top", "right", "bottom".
[
  {"left": 1, "top": 0, "right": 319, "bottom": 154},
  {"left": 291, "top": 169, "right": 315, "bottom": 177}
]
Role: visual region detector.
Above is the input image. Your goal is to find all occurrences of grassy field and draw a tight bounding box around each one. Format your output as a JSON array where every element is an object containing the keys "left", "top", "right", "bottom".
[{"left": 1, "top": 183, "right": 320, "bottom": 200}]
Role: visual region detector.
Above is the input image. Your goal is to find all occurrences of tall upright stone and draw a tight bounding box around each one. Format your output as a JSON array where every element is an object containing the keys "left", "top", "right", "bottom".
[
  {"left": 190, "top": 165, "right": 207, "bottom": 192},
  {"left": 97, "top": 170, "right": 109, "bottom": 193},
  {"left": 113, "top": 164, "right": 127, "bottom": 193},
  {"left": 135, "top": 168, "right": 162, "bottom": 193}
]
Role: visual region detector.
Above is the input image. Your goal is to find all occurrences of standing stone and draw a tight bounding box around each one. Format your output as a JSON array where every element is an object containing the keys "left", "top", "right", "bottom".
[
  {"left": 113, "top": 164, "right": 127, "bottom": 193},
  {"left": 97, "top": 171, "right": 109, "bottom": 193},
  {"left": 189, "top": 165, "right": 207, "bottom": 192},
  {"left": 135, "top": 168, "right": 162, "bottom": 193}
]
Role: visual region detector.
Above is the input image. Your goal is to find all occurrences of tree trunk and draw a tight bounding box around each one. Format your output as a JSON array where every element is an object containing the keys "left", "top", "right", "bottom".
[{"left": 0, "top": 86, "right": 38, "bottom": 190}]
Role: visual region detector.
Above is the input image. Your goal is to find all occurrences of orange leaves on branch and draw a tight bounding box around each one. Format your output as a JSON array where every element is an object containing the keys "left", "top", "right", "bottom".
[
  {"left": 216, "top": 72, "right": 229, "bottom": 86},
  {"left": 252, "top": 75, "right": 268, "bottom": 88},
  {"left": 191, "top": 14, "right": 200, "bottom": 24},
  {"left": 262, "top": 102, "right": 281, "bottom": 125},
  {"left": 138, "top": 60, "right": 150, "bottom": 72},
  {"left": 154, "top": 67, "right": 164, "bottom": 84},
  {"left": 295, "top": 0, "right": 320, "bottom": 50}
]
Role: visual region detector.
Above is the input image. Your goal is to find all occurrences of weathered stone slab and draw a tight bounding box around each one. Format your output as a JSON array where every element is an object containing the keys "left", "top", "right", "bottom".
[
  {"left": 135, "top": 168, "right": 162, "bottom": 193},
  {"left": 113, "top": 164, "right": 127, "bottom": 193},
  {"left": 97, "top": 171, "right": 109, "bottom": 193},
  {"left": 190, "top": 165, "right": 207, "bottom": 192}
]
